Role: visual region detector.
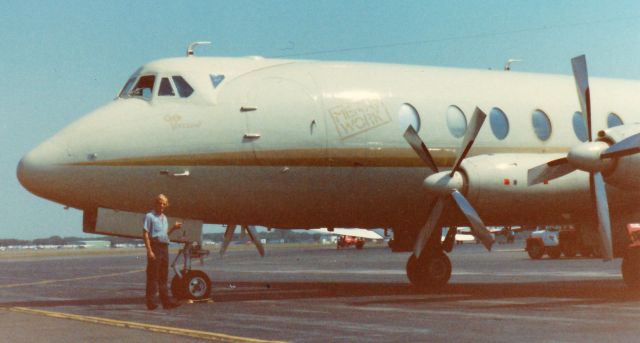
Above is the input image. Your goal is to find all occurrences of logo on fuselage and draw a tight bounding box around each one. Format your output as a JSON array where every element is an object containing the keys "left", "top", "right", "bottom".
[
  {"left": 164, "top": 114, "right": 203, "bottom": 130},
  {"left": 328, "top": 99, "right": 391, "bottom": 139}
]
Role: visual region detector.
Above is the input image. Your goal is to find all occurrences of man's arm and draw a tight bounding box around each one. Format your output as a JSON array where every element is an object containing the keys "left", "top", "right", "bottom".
[
  {"left": 168, "top": 222, "right": 183, "bottom": 237},
  {"left": 143, "top": 230, "right": 155, "bottom": 260}
]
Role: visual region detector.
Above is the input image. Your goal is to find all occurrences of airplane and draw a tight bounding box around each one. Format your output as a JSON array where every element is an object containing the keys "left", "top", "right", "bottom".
[
  {"left": 17, "top": 41, "right": 640, "bottom": 299},
  {"left": 310, "top": 228, "right": 384, "bottom": 249}
]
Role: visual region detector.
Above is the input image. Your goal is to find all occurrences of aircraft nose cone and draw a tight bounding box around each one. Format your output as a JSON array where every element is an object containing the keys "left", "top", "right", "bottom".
[{"left": 17, "top": 138, "right": 69, "bottom": 197}]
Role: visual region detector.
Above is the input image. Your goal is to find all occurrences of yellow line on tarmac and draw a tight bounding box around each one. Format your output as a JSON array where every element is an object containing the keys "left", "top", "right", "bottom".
[
  {"left": 9, "top": 307, "right": 286, "bottom": 343},
  {"left": 0, "top": 269, "right": 145, "bottom": 289}
]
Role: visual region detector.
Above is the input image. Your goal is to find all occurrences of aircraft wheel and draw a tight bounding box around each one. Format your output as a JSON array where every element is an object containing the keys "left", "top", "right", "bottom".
[
  {"left": 547, "top": 247, "right": 562, "bottom": 259},
  {"left": 171, "top": 273, "right": 186, "bottom": 300},
  {"left": 182, "top": 270, "right": 212, "bottom": 300},
  {"left": 527, "top": 241, "right": 544, "bottom": 259},
  {"left": 622, "top": 248, "right": 640, "bottom": 290},
  {"left": 406, "top": 252, "right": 451, "bottom": 290}
]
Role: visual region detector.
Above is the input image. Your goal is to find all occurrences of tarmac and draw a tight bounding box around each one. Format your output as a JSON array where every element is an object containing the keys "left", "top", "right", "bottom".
[{"left": 1, "top": 242, "right": 639, "bottom": 342}]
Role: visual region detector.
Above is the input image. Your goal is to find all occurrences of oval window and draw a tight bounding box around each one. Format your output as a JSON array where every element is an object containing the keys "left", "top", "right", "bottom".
[
  {"left": 489, "top": 107, "right": 509, "bottom": 140},
  {"left": 446, "top": 105, "right": 467, "bottom": 138},
  {"left": 531, "top": 110, "right": 552, "bottom": 141},
  {"left": 607, "top": 112, "right": 623, "bottom": 128},
  {"left": 572, "top": 111, "right": 588, "bottom": 142},
  {"left": 398, "top": 103, "right": 421, "bottom": 132}
]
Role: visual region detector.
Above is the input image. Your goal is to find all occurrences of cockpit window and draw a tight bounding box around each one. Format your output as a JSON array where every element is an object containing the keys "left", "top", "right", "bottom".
[
  {"left": 118, "top": 68, "right": 142, "bottom": 99},
  {"left": 130, "top": 75, "right": 156, "bottom": 100},
  {"left": 158, "top": 77, "right": 175, "bottom": 96},
  {"left": 118, "top": 76, "right": 138, "bottom": 98},
  {"left": 172, "top": 76, "right": 194, "bottom": 98}
]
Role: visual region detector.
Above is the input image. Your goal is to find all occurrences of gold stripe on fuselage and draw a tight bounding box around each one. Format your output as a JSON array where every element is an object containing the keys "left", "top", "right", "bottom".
[{"left": 66, "top": 147, "right": 569, "bottom": 168}]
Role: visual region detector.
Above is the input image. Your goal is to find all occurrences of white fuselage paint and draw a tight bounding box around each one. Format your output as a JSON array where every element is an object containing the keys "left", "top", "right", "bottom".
[{"left": 17, "top": 57, "right": 640, "bottom": 232}]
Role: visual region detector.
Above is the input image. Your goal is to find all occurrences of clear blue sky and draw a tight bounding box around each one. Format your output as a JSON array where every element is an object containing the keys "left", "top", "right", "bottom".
[{"left": 2, "top": 0, "right": 639, "bottom": 239}]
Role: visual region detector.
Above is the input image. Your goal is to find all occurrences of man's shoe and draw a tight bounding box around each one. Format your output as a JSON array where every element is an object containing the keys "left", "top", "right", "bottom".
[
  {"left": 162, "top": 301, "right": 181, "bottom": 309},
  {"left": 146, "top": 302, "right": 158, "bottom": 310}
]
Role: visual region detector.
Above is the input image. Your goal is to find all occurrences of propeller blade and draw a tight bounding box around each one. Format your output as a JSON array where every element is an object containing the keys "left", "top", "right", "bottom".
[
  {"left": 571, "top": 55, "right": 592, "bottom": 141},
  {"left": 220, "top": 224, "right": 237, "bottom": 257},
  {"left": 592, "top": 172, "right": 613, "bottom": 261},
  {"left": 450, "top": 190, "right": 493, "bottom": 251},
  {"left": 601, "top": 132, "right": 640, "bottom": 159},
  {"left": 414, "top": 197, "right": 446, "bottom": 258},
  {"left": 243, "top": 225, "right": 265, "bottom": 257},
  {"left": 527, "top": 157, "right": 576, "bottom": 186},
  {"left": 403, "top": 126, "right": 439, "bottom": 173},
  {"left": 450, "top": 107, "right": 487, "bottom": 177}
]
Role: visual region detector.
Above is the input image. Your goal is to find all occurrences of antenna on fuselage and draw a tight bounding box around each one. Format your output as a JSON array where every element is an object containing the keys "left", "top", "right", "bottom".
[
  {"left": 504, "top": 58, "right": 522, "bottom": 71},
  {"left": 186, "top": 41, "right": 211, "bottom": 57}
]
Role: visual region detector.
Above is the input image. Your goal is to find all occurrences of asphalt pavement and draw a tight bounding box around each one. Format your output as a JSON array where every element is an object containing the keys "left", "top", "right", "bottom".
[{"left": 1, "top": 242, "right": 638, "bottom": 342}]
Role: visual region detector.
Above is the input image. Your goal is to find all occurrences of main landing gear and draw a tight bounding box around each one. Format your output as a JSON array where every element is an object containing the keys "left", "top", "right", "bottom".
[
  {"left": 171, "top": 242, "right": 212, "bottom": 301},
  {"left": 406, "top": 250, "right": 452, "bottom": 290}
]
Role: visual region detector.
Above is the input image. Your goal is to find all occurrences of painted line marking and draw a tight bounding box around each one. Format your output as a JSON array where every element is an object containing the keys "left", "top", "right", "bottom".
[
  {"left": 8, "top": 307, "right": 285, "bottom": 343},
  {"left": 0, "top": 269, "right": 144, "bottom": 289},
  {"left": 350, "top": 305, "right": 611, "bottom": 324}
]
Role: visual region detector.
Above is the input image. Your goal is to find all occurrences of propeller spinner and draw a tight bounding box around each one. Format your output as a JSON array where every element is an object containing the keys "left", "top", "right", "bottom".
[{"left": 404, "top": 107, "right": 494, "bottom": 258}]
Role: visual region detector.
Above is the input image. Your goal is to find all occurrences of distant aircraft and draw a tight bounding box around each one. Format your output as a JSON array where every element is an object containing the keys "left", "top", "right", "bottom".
[
  {"left": 310, "top": 228, "right": 384, "bottom": 249},
  {"left": 17, "top": 42, "right": 640, "bottom": 297}
]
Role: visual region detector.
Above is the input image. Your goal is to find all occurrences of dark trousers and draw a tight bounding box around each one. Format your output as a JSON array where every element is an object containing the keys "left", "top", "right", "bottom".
[{"left": 146, "top": 241, "right": 170, "bottom": 305}]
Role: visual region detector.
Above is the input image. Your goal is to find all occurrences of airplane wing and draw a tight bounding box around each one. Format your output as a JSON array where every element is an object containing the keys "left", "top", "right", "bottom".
[{"left": 310, "top": 228, "right": 384, "bottom": 240}]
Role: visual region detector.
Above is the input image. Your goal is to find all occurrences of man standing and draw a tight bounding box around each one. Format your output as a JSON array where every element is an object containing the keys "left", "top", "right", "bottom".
[{"left": 143, "top": 194, "right": 182, "bottom": 310}]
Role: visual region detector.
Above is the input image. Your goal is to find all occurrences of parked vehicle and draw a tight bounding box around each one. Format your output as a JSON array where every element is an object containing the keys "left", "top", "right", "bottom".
[{"left": 526, "top": 226, "right": 597, "bottom": 259}]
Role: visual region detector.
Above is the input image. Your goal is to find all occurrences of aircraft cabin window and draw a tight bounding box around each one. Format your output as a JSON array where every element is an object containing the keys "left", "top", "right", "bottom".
[
  {"left": 158, "top": 78, "right": 175, "bottom": 96},
  {"left": 489, "top": 107, "right": 509, "bottom": 140},
  {"left": 172, "top": 76, "right": 194, "bottom": 98},
  {"left": 398, "top": 103, "right": 421, "bottom": 132},
  {"left": 607, "top": 112, "right": 623, "bottom": 128},
  {"left": 531, "top": 109, "right": 552, "bottom": 141},
  {"left": 446, "top": 105, "right": 467, "bottom": 138},
  {"left": 130, "top": 75, "right": 156, "bottom": 100},
  {"left": 572, "top": 111, "right": 588, "bottom": 142}
]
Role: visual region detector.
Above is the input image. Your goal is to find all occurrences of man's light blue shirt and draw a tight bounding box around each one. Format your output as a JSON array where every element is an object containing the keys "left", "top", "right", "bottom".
[{"left": 143, "top": 210, "right": 170, "bottom": 243}]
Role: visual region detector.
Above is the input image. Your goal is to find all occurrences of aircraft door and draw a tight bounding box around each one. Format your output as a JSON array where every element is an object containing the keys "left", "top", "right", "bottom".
[{"left": 246, "top": 75, "right": 326, "bottom": 167}]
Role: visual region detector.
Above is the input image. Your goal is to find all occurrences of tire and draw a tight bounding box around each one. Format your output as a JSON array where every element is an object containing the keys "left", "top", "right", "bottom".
[
  {"left": 356, "top": 242, "right": 364, "bottom": 250},
  {"left": 182, "top": 270, "right": 212, "bottom": 300},
  {"left": 406, "top": 252, "right": 452, "bottom": 290},
  {"left": 527, "top": 241, "right": 544, "bottom": 259},
  {"left": 622, "top": 248, "right": 640, "bottom": 290},
  {"left": 171, "top": 274, "right": 186, "bottom": 300},
  {"left": 547, "top": 247, "right": 562, "bottom": 259}
]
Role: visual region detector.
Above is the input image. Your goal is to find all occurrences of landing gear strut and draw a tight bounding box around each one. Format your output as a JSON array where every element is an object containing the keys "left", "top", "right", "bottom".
[
  {"left": 406, "top": 250, "right": 452, "bottom": 290},
  {"left": 171, "top": 242, "right": 212, "bottom": 300}
]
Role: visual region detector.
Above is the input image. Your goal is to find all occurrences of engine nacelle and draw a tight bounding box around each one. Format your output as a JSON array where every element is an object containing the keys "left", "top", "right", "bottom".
[
  {"left": 460, "top": 154, "right": 590, "bottom": 225},
  {"left": 600, "top": 124, "right": 640, "bottom": 190}
]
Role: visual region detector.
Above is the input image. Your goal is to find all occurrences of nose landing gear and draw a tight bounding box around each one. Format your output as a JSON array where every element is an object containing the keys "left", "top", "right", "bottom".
[{"left": 171, "top": 242, "right": 212, "bottom": 301}]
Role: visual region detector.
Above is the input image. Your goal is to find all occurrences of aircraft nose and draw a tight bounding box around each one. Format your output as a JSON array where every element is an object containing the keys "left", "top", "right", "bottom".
[{"left": 17, "top": 138, "right": 69, "bottom": 197}]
